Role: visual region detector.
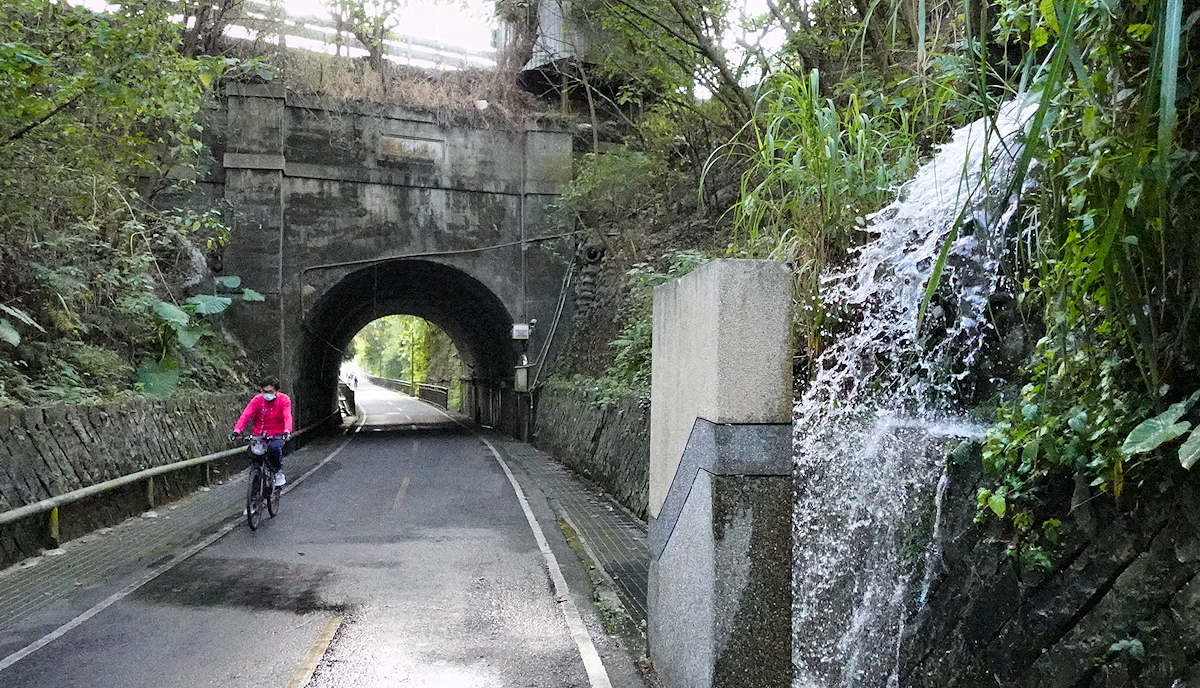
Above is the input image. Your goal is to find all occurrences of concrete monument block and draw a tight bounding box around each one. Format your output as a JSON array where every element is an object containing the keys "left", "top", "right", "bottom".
[
  {"left": 648, "top": 259, "right": 793, "bottom": 688},
  {"left": 649, "top": 259, "right": 792, "bottom": 518}
]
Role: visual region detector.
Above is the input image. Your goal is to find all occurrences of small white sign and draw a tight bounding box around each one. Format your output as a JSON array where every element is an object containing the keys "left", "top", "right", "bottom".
[
  {"left": 512, "top": 323, "right": 531, "bottom": 340},
  {"left": 378, "top": 135, "right": 444, "bottom": 164}
]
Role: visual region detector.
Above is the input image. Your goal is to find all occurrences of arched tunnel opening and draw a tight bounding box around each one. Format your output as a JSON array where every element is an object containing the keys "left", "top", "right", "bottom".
[
  {"left": 296, "top": 259, "right": 518, "bottom": 431},
  {"left": 340, "top": 315, "right": 466, "bottom": 411}
]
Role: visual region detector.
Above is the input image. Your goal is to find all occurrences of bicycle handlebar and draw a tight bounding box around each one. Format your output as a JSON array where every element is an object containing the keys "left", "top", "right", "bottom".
[{"left": 230, "top": 433, "right": 289, "bottom": 444}]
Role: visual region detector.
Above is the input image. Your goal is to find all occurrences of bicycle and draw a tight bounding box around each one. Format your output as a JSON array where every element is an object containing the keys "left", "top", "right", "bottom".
[{"left": 244, "top": 435, "right": 282, "bottom": 530}]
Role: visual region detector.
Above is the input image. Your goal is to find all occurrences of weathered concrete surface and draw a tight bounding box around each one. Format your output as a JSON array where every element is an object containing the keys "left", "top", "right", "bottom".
[
  {"left": 0, "top": 394, "right": 242, "bottom": 566},
  {"left": 649, "top": 260, "right": 792, "bottom": 518},
  {"left": 532, "top": 383, "right": 649, "bottom": 519},
  {"left": 647, "top": 259, "right": 793, "bottom": 688},
  {"left": 648, "top": 472, "right": 792, "bottom": 688},
  {"left": 185, "top": 85, "right": 574, "bottom": 434}
]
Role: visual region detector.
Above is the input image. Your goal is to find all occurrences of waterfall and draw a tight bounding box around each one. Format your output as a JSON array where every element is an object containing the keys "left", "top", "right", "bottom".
[{"left": 791, "top": 100, "right": 1036, "bottom": 688}]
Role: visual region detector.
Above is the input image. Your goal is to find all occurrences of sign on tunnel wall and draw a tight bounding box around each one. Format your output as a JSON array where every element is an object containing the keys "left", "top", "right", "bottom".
[{"left": 378, "top": 135, "right": 445, "bottom": 165}]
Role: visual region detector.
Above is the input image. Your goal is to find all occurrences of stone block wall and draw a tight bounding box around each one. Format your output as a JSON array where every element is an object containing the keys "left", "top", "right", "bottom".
[
  {"left": 900, "top": 444, "right": 1200, "bottom": 687},
  {"left": 646, "top": 259, "right": 793, "bottom": 688},
  {"left": 531, "top": 383, "right": 650, "bottom": 520},
  {"left": 0, "top": 394, "right": 243, "bottom": 566}
]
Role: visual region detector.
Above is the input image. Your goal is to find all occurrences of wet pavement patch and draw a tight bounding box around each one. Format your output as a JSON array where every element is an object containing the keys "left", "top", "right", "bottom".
[{"left": 134, "top": 556, "right": 351, "bottom": 615}]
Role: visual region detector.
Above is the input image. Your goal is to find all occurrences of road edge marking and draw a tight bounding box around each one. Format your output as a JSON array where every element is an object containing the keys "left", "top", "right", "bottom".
[
  {"left": 0, "top": 518, "right": 239, "bottom": 673},
  {"left": 285, "top": 614, "right": 344, "bottom": 688},
  {"left": 282, "top": 414, "right": 366, "bottom": 497},
  {"left": 391, "top": 476, "right": 411, "bottom": 511},
  {"left": 0, "top": 416, "right": 365, "bottom": 674},
  {"left": 428, "top": 406, "right": 614, "bottom": 688}
]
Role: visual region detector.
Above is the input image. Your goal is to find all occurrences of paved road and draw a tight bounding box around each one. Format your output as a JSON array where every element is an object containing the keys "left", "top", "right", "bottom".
[{"left": 0, "top": 383, "right": 643, "bottom": 687}]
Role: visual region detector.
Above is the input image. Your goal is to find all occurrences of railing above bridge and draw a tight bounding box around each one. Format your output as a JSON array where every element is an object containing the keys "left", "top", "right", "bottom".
[{"left": 227, "top": 1, "right": 498, "bottom": 70}]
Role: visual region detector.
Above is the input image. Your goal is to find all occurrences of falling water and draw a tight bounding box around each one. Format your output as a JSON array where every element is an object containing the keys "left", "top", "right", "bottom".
[{"left": 791, "top": 100, "right": 1036, "bottom": 688}]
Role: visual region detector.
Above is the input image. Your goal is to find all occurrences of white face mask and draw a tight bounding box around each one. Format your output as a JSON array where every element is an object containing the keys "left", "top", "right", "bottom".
[{"left": 262, "top": 392, "right": 277, "bottom": 401}]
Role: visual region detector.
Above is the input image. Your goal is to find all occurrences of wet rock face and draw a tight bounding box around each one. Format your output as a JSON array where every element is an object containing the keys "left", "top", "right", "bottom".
[{"left": 899, "top": 446, "right": 1200, "bottom": 688}]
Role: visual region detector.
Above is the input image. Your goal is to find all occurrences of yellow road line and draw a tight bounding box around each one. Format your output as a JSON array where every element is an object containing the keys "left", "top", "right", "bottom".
[{"left": 285, "top": 614, "right": 344, "bottom": 688}]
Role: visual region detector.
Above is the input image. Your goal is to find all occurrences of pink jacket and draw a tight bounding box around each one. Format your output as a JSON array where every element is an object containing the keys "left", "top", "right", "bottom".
[{"left": 233, "top": 393, "right": 294, "bottom": 436}]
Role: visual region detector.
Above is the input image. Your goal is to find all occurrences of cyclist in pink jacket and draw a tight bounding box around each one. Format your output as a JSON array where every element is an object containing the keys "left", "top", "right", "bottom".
[{"left": 229, "top": 378, "right": 294, "bottom": 487}]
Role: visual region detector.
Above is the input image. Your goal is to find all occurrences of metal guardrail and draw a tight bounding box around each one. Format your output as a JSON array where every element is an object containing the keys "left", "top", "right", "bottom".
[
  {"left": 337, "top": 382, "right": 357, "bottom": 417},
  {"left": 0, "top": 412, "right": 338, "bottom": 540},
  {"left": 418, "top": 384, "right": 449, "bottom": 409},
  {"left": 366, "top": 375, "right": 449, "bottom": 409},
  {"left": 370, "top": 376, "right": 414, "bottom": 396}
]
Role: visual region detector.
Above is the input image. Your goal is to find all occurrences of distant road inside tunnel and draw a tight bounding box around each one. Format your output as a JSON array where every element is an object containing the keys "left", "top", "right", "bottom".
[{"left": 0, "top": 383, "right": 634, "bottom": 688}]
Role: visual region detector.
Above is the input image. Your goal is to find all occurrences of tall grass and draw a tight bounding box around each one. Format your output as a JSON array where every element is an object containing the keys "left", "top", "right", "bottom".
[
  {"left": 707, "top": 0, "right": 1196, "bottom": 515},
  {"left": 705, "top": 69, "right": 940, "bottom": 362},
  {"left": 972, "top": 0, "right": 1199, "bottom": 525}
]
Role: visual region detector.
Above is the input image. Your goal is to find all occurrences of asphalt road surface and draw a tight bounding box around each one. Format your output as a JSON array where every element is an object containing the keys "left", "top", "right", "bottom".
[{"left": 0, "top": 382, "right": 642, "bottom": 687}]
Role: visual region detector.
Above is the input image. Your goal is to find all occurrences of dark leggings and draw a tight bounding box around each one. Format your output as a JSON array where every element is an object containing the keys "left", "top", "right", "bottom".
[{"left": 250, "top": 439, "right": 286, "bottom": 472}]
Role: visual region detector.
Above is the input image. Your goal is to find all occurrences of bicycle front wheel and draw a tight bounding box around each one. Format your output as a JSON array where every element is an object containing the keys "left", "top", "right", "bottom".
[
  {"left": 246, "top": 469, "right": 263, "bottom": 530},
  {"left": 267, "top": 475, "right": 280, "bottom": 518}
]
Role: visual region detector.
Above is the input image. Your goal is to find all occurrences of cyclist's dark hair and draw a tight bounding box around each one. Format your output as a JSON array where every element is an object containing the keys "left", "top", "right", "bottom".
[{"left": 259, "top": 377, "right": 281, "bottom": 390}]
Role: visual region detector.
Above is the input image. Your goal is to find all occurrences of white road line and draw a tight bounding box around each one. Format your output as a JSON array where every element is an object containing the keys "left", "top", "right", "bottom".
[
  {"left": 284, "top": 414, "right": 366, "bottom": 496},
  {"left": 285, "top": 614, "right": 344, "bottom": 688},
  {"left": 392, "top": 476, "right": 411, "bottom": 511},
  {"left": 0, "top": 518, "right": 237, "bottom": 673},
  {"left": 428, "top": 406, "right": 613, "bottom": 688},
  {"left": 0, "top": 417, "right": 365, "bottom": 674}
]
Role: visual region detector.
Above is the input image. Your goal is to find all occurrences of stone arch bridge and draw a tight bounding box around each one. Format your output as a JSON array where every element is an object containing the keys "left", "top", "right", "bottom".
[{"left": 179, "top": 83, "right": 575, "bottom": 432}]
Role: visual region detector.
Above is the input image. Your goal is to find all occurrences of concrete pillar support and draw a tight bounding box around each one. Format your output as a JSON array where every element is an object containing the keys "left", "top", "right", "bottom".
[
  {"left": 647, "top": 259, "right": 793, "bottom": 688},
  {"left": 220, "top": 84, "right": 289, "bottom": 408}
]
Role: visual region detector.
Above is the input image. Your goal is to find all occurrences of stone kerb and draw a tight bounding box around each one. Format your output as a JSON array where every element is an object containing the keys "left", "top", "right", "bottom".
[{"left": 647, "top": 259, "right": 794, "bottom": 688}]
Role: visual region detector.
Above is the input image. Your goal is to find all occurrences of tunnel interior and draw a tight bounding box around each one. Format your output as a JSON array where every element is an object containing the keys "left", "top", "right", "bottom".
[{"left": 297, "top": 259, "right": 515, "bottom": 424}]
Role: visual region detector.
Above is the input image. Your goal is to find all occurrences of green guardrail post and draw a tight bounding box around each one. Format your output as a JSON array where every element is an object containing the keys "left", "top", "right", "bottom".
[{"left": 146, "top": 476, "right": 155, "bottom": 509}]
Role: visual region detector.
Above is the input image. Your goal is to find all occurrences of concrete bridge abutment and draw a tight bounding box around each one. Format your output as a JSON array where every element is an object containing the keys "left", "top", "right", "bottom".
[{"left": 199, "top": 83, "right": 574, "bottom": 434}]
